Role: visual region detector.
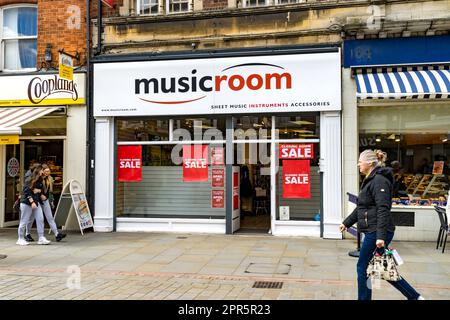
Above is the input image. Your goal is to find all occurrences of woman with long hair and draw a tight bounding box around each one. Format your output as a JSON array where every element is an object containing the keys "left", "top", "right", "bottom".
[
  {"left": 17, "top": 164, "right": 51, "bottom": 245},
  {"left": 339, "top": 149, "right": 424, "bottom": 300}
]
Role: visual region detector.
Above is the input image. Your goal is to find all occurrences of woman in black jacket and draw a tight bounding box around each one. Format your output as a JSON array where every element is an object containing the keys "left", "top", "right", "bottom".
[
  {"left": 16, "top": 164, "right": 51, "bottom": 246},
  {"left": 339, "top": 149, "right": 423, "bottom": 300}
]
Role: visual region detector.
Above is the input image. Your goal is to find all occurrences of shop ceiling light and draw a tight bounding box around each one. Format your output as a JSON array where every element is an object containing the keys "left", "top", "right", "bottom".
[
  {"left": 395, "top": 135, "right": 401, "bottom": 142},
  {"left": 375, "top": 135, "right": 381, "bottom": 142},
  {"left": 289, "top": 120, "right": 315, "bottom": 125}
]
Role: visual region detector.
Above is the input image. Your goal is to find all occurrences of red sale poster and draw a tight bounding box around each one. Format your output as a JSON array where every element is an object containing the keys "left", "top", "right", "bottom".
[
  {"left": 212, "top": 169, "right": 224, "bottom": 187},
  {"left": 211, "top": 147, "right": 225, "bottom": 166},
  {"left": 282, "top": 160, "right": 310, "bottom": 199},
  {"left": 279, "top": 144, "right": 314, "bottom": 159},
  {"left": 212, "top": 190, "right": 225, "bottom": 208},
  {"left": 233, "top": 172, "right": 239, "bottom": 210},
  {"left": 118, "top": 146, "right": 142, "bottom": 182},
  {"left": 183, "top": 145, "right": 208, "bottom": 182}
]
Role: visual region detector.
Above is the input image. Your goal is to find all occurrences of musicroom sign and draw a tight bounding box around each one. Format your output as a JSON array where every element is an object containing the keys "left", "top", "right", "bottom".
[
  {"left": 0, "top": 73, "right": 85, "bottom": 107},
  {"left": 94, "top": 52, "right": 341, "bottom": 117}
]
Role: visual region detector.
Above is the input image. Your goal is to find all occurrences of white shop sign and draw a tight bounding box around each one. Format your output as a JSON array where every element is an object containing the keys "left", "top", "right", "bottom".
[{"left": 94, "top": 52, "right": 341, "bottom": 117}]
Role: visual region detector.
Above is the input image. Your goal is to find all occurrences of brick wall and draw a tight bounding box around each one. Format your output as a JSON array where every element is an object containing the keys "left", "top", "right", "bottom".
[
  {"left": 37, "top": 0, "right": 87, "bottom": 68},
  {"left": 0, "top": 0, "right": 122, "bottom": 69},
  {"left": 202, "top": 0, "right": 228, "bottom": 10}
]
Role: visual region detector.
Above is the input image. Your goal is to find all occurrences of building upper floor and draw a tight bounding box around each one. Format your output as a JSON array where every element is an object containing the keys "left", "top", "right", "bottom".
[{"left": 94, "top": 0, "right": 450, "bottom": 54}]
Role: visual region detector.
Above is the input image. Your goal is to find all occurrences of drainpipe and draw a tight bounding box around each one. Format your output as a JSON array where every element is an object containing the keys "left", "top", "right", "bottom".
[
  {"left": 86, "top": 0, "right": 95, "bottom": 218},
  {"left": 97, "top": 0, "right": 102, "bottom": 55}
]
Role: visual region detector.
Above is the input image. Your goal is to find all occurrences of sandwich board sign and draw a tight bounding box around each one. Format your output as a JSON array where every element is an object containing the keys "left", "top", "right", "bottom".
[{"left": 53, "top": 179, "right": 94, "bottom": 235}]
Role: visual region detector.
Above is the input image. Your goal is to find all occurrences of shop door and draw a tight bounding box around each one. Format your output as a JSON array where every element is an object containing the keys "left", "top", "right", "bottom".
[{"left": 3, "top": 143, "right": 22, "bottom": 226}]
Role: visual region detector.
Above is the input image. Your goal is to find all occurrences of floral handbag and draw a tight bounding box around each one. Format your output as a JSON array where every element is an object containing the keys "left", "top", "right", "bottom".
[{"left": 366, "top": 248, "right": 401, "bottom": 282}]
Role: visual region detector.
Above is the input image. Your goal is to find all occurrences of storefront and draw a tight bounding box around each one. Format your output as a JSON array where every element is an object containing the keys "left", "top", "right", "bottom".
[
  {"left": 0, "top": 72, "right": 87, "bottom": 227},
  {"left": 343, "top": 36, "right": 450, "bottom": 241},
  {"left": 93, "top": 48, "right": 343, "bottom": 238}
]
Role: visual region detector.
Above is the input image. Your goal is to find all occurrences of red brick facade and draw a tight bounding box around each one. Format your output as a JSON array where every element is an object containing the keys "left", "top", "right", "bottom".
[
  {"left": 202, "top": 0, "right": 228, "bottom": 10},
  {"left": 0, "top": 0, "right": 121, "bottom": 69}
]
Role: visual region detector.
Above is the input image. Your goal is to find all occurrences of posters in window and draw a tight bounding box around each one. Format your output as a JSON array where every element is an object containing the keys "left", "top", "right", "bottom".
[
  {"left": 282, "top": 160, "right": 311, "bottom": 199},
  {"left": 183, "top": 145, "right": 209, "bottom": 182},
  {"left": 212, "top": 190, "right": 225, "bottom": 208},
  {"left": 118, "top": 145, "right": 142, "bottom": 182},
  {"left": 212, "top": 169, "right": 224, "bottom": 187},
  {"left": 211, "top": 147, "right": 225, "bottom": 166},
  {"left": 279, "top": 144, "right": 314, "bottom": 159}
]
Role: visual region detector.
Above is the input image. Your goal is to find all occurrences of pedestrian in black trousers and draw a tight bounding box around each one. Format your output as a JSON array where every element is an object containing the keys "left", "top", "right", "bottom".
[{"left": 339, "top": 149, "right": 424, "bottom": 300}]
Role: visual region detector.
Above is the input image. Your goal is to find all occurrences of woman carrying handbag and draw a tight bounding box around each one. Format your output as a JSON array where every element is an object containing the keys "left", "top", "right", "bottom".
[{"left": 339, "top": 149, "right": 424, "bottom": 300}]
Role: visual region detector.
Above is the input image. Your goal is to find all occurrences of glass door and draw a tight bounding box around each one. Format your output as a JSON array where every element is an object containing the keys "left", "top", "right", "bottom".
[{"left": 4, "top": 143, "right": 21, "bottom": 226}]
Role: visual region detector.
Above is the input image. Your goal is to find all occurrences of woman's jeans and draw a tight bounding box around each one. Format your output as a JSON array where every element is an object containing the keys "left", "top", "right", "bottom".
[
  {"left": 26, "top": 200, "right": 58, "bottom": 236},
  {"left": 18, "top": 203, "right": 44, "bottom": 239},
  {"left": 357, "top": 231, "right": 421, "bottom": 300}
]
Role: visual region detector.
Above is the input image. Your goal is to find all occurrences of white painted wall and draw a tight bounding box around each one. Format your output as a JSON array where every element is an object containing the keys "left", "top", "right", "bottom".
[
  {"left": 321, "top": 111, "right": 343, "bottom": 239},
  {"left": 342, "top": 68, "right": 360, "bottom": 234},
  {"left": 94, "top": 117, "right": 115, "bottom": 232},
  {"left": 65, "top": 106, "right": 87, "bottom": 189}
]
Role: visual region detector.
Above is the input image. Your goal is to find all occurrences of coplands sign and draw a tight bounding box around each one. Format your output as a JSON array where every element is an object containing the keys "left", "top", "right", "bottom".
[
  {"left": 0, "top": 73, "right": 85, "bottom": 107},
  {"left": 93, "top": 51, "right": 341, "bottom": 116}
]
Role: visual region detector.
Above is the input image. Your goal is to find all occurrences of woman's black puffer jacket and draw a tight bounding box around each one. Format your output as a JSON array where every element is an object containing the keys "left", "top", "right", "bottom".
[
  {"left": 20, "top": 181, "right": 44, "bottom": 207},
  {"left": 343, "top": 166, "right": 396, "bottom": 241}
]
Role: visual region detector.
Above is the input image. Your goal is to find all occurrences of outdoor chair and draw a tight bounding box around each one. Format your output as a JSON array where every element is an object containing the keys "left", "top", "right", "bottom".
[{"left": 434, "top": 205, "right": 448, "bottom": 253}]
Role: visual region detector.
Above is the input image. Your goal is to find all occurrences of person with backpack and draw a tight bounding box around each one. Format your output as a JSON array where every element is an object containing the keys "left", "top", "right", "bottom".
[
  {"left": 339, "top": 149, "right": 424, "bottom": 300},
  {"left": 16, "top": 164, "right": 51, "bottom": 246}
]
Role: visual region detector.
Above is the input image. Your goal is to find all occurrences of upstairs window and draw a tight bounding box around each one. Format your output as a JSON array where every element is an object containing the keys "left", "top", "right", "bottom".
[
  {"left": 168, "top": 0, "right": 190, "bottom": 13},
  {"left": 137, "top": 0, "right": 160, "bottom": 14},
  {"left": 1, "top": 6, "right": 37, "bottom": 71}
]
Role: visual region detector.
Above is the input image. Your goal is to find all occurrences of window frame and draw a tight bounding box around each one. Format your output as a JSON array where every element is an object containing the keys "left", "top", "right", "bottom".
[
  {"left": 0, "top": 4, "right": 38, "bottom": 72},
  {"left": 136, "top": 0, "right": 163, "bottom": 15},
  {"left": 165, "top": 0, "right": 192, "bottom": 14}
]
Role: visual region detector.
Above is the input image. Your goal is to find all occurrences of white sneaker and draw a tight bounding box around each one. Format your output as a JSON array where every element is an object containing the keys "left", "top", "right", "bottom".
[
  {"left": 418, "top": 296, "right": 425, "bottom": 300},
  {"left": 37, "top": 237, "right": 51, "bottom": 245},
  {"left": 16, "top": 239, "right": 29, "bottom": 246}
]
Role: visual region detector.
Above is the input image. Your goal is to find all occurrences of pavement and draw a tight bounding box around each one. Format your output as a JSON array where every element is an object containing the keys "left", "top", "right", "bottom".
[{"left": 0, "top": 228, "right": 449, "bottom": 300}]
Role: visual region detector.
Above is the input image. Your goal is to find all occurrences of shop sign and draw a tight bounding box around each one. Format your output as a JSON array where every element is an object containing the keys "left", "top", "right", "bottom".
[
  {"left": 0, "top": 73, "right": 85, "bottom": 107},
  {"left": 0, "top": 135, "right": 19, "bottom": 145},
  {"left": 432, "top": 161, "right": 444, "bottom": 175},
  {"left": 102, "top": 0, "right": 114, "bottom": 7},
  {"left": 279, "top": 144, "right": 314, "bottom": 159},
  {"left": 282, "top": 160, "right": 311, "bottom": 199},
  {"left": 211, "top": 147, "right": 225, "bottom": 166},
  {"left": 94, "top": 52, "right": 341, "bottom": 116},
  {"left": 183, "top": 145, "right": 208, "bottom": 182},
  {"left": 7, "top": 157, "right": 19, "bottom": 177},
  {"left": 212, "top": 190, "right": 225, "bottom": 208},
  {"left": 212, "top": 169, "right": 224, "bottom": 187},
  {"left": 59, "top": 52, "right": 73, "bottom": 81},
  {"left": 118, "top": 145, "right": 142, "bottom": 182}
]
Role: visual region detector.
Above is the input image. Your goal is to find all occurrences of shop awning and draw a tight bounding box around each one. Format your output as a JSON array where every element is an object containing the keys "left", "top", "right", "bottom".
[
  {"left": 0, "top": 107, "right": 60, "bottom": 135},
  {"left": 355, "top": 66, "right": 450, "bottom": 99}
]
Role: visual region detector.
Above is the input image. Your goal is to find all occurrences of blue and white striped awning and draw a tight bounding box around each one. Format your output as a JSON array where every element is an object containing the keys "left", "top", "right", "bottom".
[{"left": 355, "top": 66, "right": 450, "bottom": 99}]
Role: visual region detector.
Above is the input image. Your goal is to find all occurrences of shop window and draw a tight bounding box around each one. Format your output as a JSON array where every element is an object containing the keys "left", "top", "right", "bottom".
[
  {"left": 1, "top": 6, "right": 37, "bottom": 71},
  {"left": 276, "top": 115, "right": 319, "bottom": 140},
  {"left": 233, "top": 116, "right": 271, "bottom": 140},
  {"left": 116, "top": 143, "right": 225, "bottom": 219},
  {"left": 117, "top": 119, "right": 169, "bottom": 141},
  {"left": 174, "top": 117, "right": 226, "bottom": 141},
  {"left": 359, "top": 104, "right": 450, "bottom": 207}
]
